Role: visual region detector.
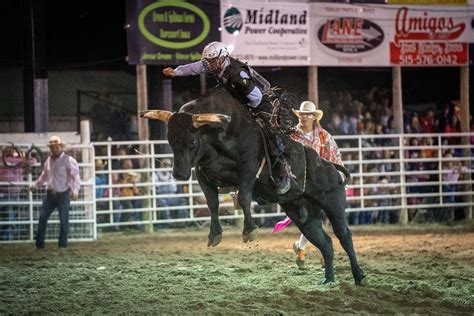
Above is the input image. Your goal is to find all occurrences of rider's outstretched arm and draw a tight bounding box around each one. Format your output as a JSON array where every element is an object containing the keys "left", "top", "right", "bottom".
[{"left": 163, "top": 61, "right": 205, "bottom": 77}]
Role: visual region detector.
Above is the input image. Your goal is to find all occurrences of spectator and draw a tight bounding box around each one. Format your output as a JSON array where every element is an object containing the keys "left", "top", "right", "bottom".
[
  {"left": 155, "top": 159, "right": 175, "bottom": 224},
  {"left": 437, "top": 153, "right": 467, "bottom": 222},
  {"left": 419, "top": 108, "right": 436, "bottom": 133},
  {"left": 111, "top": 172, "right": 123, "bottom": 227},
  {"left": 377, "top": 178, "right": 391, "bottom": 223},
  {"left": 360, "top": 167, "right": 378, "bottom": 225},
  {"left": 95, "top": 159, "right": 108, "bottom": 224},
  {"left": 30, "top": 136, "right": 80, "bottom": 251},
  {"left": 155, "top": 158, "right": 188, "bottom": 227},
  {"left": 118, "top": 159, "right": 142, "bottom": 230},
  {"left": 0, "top": 146, "right": 35, "bottom": 240},
  {"left": 407, "top": 112, "right": 421, "bottom": 134},
  {"left": 437, "top": 103, "right": 451, "bottom": 133},
  {"left": 378, "top": 97, "right": 393, "bottom": 128},
  {"left": 346, "top": 177, "right": 362, "bottom": 225}
]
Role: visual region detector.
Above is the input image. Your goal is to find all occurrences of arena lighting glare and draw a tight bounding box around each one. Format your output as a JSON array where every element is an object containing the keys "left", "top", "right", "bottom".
[{"left": 232, "top": 30, "right": 240, "bottom": 35}]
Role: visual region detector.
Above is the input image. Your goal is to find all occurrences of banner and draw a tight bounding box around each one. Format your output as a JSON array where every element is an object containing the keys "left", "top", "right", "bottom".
[
  {"left": 310, "top": 3, "right": 391, "bottom": 66},
  {"left": 389, "top": 6, "right": 469, "bottom": 66},
  {"left": 220, "top": 0, "right": 310, "bottom": 66},
  {"left": 126, "top": 0, "right": 220, "bottom": 65}
]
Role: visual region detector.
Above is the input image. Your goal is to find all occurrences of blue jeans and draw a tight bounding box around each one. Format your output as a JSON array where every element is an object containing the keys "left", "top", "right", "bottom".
[
  {"left": 116, "top": 199, "right": 143, "bottom": 230},
  {"left": 35, "top": 191, "right": 70, "bottom": 248}
]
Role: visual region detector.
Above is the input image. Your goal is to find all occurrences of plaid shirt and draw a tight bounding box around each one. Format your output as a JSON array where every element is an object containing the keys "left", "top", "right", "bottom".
[{"left": 291, "top": 124, "right": 343, "bottom": 166}]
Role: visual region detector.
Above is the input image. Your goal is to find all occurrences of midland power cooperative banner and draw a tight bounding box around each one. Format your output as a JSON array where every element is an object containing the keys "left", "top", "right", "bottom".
[
  {"left": 220, "top": 0, "right": 310, "bottom": 66},
  {"left": 126, "top": 0, "right": 220, "bottom": 64},
  {"left": 126, "top": 0, "right": 470, "bottom": 67}
]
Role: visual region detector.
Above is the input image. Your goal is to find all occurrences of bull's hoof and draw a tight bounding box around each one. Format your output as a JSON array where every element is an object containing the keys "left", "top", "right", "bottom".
[
  {"left": 355, "top": 275, "right": 367, "bottom": 286},
  {"left": 242, "top": 228, "right": 258, "bottom": 243},
  {"left": 207, "top": 234, "right": 222, "bottom": 247},
  {"left": 321, "top": 277, "right": 335, "bottom": 284}
]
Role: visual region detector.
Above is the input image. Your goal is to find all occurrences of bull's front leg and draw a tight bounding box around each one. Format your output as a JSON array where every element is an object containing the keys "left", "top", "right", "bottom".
[
  {"left": 238, "top": 177, "right": 258, "bottom": 243},
  {"left": 196, "top": 171, "right": 222, "bottom": 247}
]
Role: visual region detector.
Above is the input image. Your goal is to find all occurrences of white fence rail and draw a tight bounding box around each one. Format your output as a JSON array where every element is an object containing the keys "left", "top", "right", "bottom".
[{"left": 1, "top": 133, "right": 473, "bottom": 243}]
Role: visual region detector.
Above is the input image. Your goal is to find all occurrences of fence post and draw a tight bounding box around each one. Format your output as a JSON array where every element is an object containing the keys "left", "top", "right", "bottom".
[
  {"left": 399, "top": 134, "right": 408, "bottom": 224},
  {"left": 136, "top": 64, "right": 153, "bottom": 233},
  {"left": 460, "top": 66, "right": 472, "bottom": 220},
  {"left": 80, "top": 120, "right": 95, "bottom": 237}
]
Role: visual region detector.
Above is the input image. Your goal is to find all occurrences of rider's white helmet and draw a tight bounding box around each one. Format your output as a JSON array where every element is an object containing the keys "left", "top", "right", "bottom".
[
  {"left": 202, "top": 41, "right": 229, "bottom": 59},
  {"left": 202, "top": 41, "right": 229, "bottom": 75}
]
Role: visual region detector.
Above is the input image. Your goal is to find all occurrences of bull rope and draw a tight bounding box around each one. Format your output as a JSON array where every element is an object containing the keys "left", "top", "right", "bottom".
[{"left": 255, "top": 157, "right": 266, "bottom": 179}]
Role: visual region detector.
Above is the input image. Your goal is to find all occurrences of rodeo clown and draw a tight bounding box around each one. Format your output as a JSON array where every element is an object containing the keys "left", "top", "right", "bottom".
[{"left": 163, "top": 41, "right": 291, "bottom": 194}]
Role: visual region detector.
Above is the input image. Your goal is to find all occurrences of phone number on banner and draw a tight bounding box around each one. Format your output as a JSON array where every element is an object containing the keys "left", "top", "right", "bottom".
[
  {"left": 234, "top": 54, "right": 308, "bottom": 62},
  {"left": 390, "top": 42, "right": 467, "bottom": 66}
]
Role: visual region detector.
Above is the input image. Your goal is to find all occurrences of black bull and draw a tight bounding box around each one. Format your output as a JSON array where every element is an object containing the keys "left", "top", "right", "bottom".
[{"left": 141, "top": 87, "right": 365, "bottom": 285}]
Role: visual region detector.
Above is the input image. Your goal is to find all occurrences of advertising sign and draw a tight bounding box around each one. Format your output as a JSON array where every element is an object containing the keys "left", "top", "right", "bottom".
[
  {"left": 389, "top": 6, "right": 469, "bottom": 66},
  {"left": 126, "top": 0, "right": 220, "bottom": 65},
  {"left": 310, "top": 3, "right": 391, "bottom": 66},
  {"left": 220, "top": 0, "right": 310, "bottom": 66}
]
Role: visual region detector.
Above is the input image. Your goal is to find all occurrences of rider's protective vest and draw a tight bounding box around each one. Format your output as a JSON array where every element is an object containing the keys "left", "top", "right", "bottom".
[{"left": 220, "top": 57, "right": 257, "bottom": 105}]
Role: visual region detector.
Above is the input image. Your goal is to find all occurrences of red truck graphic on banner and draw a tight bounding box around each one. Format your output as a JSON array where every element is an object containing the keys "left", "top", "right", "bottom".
[
  {"left": 318, "top": 17, "right": 384, "bottom": 54},
  {"left": 390, "top": 7, "right": 468, "bottom": 66}
]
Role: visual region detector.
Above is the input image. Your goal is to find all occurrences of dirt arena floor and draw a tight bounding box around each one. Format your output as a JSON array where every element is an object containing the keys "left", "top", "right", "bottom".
[{"left": 1, "top": 223, "right": 473, "bottom": 314}]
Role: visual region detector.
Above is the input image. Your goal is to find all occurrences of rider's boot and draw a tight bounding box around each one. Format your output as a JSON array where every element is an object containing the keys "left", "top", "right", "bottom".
[{"left": 275, "top": 158, "right": 291, "bottom": 195}]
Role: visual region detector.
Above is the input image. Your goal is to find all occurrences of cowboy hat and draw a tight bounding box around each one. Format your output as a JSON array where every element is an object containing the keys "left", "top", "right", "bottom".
[
  {"left": 47, "top": 136, "right": 66, "bottom": 148},
  {"left": 160, "top": 158, "right": 172, "bottom": 167},
  {"left": 293, "top": 101, "right": 324, "bottom": 121},
  {"left": 95, "top": 159, "right": 107, "bottom": 169}
]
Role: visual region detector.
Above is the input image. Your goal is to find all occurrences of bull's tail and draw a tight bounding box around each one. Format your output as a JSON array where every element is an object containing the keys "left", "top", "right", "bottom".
[{"left": 333, "top": 163, "right": 351, "bottom": 185}]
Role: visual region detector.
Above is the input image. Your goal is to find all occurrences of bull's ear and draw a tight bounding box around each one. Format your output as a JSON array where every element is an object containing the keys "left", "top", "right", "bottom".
[
  {"left": 192, "top": 113, "right": 231, "bottom": 128},
  {"left": 140, "top": 110, "right": 173, "bottom": 123}
]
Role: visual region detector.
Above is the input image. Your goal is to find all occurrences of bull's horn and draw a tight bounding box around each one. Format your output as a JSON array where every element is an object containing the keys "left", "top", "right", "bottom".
[
  {"left": 140, "top": 110, "right": 173, "bottom": 123},
  {"left": 192, "top": 113, "right": 231, "bottom": 128}
]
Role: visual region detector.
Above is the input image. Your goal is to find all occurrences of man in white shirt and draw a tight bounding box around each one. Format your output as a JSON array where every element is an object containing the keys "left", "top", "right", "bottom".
[{"left": 30, "top": 136, "right": 81, "bottom": 251}]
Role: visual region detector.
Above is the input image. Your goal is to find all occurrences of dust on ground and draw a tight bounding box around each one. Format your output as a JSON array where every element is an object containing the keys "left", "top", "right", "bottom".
[{"left": 1, "top": 224, "right": 473, "bottom": 314}]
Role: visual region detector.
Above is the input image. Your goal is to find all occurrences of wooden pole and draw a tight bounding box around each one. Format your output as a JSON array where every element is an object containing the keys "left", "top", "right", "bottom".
[
  {"left": 308, "top": 66, "right": 318, "bottom": 104},
  {"left": 80, "top": 120, "right": 94, "bottom": 233},
  {"left": 137, "top": 65, "right": 149, "bottom": 141},
  {"left": 136, "top": 64, "right": 152, "bottom": 233},
  {"left": 460, "top": 66, "right": 472, "bottom": 220},
  {"left": 392, "top": 66, "right": 408, "bottom": 224}
]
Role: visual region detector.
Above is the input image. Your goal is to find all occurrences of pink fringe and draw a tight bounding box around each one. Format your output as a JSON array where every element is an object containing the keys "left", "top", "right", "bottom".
[{"left": 271, "top": 216, "right": 292, "bottom": 234}]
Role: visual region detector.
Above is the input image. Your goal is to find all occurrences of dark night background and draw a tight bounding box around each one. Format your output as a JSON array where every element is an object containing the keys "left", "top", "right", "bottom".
[
  {"left": 0, "top": 0, "right": 127, "bottom": 70},
  {"left": 0, "top": 0, "right": 470, "bottom": 112}
]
